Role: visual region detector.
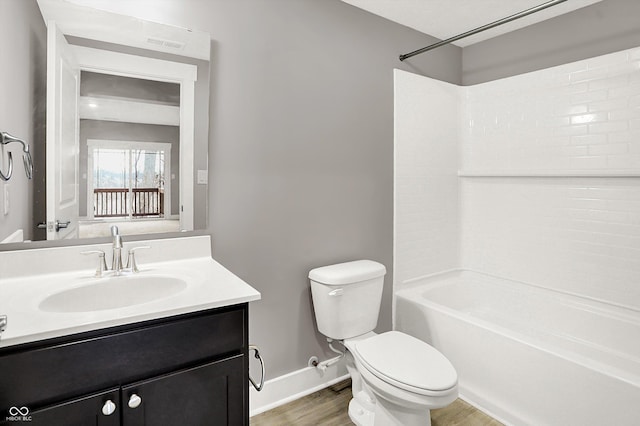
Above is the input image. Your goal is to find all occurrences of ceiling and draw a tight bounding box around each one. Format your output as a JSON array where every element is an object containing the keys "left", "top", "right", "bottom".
[{"left": 342, "top": 0, "right": 603, "bottom": 47}]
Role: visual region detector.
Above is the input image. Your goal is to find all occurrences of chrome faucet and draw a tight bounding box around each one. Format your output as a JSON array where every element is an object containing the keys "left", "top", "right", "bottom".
[
  {"left": 82, "top": 227, "right": 150, "bottom": 277},
  {"left": 111, "top": 225, "right": 124, "bottom": 275}
]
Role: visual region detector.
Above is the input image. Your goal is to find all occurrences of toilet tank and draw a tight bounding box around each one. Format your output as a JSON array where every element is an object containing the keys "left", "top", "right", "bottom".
[{"left": 309, "top": 260, "right": 386, "bottom": 340}]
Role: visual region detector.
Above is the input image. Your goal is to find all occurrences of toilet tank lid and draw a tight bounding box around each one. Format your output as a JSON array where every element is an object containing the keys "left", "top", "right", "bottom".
[{"left": 309, "top": 260, "right": 386, "bottom": 285}]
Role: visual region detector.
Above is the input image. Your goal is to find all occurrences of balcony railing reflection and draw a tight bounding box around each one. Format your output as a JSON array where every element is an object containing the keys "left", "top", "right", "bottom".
[{"left": 94, "top": 188, "right": 164, "bottom": 218}]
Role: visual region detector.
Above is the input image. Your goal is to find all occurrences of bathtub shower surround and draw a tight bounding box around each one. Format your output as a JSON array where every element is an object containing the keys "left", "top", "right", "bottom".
[{"left": 393, "top": 45, "right": 640, "bottom": 425}]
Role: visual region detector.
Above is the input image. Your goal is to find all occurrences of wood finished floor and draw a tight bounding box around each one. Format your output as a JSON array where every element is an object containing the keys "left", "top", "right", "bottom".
[{"left": 250, "top": 379, "right": 503, "bottom": 426}]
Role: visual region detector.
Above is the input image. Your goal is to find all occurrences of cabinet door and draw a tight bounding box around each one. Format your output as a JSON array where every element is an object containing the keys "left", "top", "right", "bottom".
[
  {"left": 0, "top": 388, "right": 120, "bottom": 426},
  {"left": 122, "top": 355, "right": 245, "bottom": 426}
]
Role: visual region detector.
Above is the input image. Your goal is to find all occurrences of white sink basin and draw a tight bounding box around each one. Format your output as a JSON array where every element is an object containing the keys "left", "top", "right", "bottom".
[
  {"left": 0, "top": 236, "right": 262, "bottom": 349},
  {"left": 39, "top": 275, "right": 188, "bottom": 313}
]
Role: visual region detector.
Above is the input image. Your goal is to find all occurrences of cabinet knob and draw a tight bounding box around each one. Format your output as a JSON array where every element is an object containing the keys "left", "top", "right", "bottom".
[
  {"left": 102, "top": 400, "right": 116, "bottom": 416},
  {"left": 128, "top": 393, "right": 142, "bottom": 409}
]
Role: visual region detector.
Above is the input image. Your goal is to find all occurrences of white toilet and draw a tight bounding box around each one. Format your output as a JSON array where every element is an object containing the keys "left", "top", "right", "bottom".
[{"left": 309, "top": 260, "right": 458, "bottom": 426}]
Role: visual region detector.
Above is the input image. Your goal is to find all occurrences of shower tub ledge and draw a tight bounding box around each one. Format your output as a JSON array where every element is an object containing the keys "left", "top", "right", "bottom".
[{"left": 395, "top": 269, "right": 640, "bottom": 426}]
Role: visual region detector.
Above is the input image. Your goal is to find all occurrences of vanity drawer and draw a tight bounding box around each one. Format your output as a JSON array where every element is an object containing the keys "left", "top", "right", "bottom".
[{"left": 0, "top": 304, "right": 247, "bottom": 411}]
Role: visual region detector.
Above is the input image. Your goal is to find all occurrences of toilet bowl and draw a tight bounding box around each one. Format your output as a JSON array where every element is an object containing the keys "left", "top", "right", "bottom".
[
  {"left": 309, "top": 260, "right": 458, "bottom": 425},
  {"left": 345, "top": 331, "right": 457, "bottom": 426}
]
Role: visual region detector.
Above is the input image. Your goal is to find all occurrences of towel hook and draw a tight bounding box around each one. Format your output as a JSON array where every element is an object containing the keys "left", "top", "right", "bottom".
[{"left": 0, "top": 131, "right": 33, "bottom": 180}]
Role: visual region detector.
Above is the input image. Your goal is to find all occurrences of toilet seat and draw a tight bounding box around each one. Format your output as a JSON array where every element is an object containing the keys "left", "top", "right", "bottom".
[{"left": 350, "top": 331, "right": 457, "bottom": 396}]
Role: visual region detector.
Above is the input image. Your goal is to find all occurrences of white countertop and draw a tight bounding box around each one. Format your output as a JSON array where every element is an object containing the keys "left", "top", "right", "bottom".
[{"left": 0, "top": 236, "right": 261, "bottom": 348}]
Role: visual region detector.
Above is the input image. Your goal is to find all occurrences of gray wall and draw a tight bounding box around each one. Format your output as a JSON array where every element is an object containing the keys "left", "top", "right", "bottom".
[
  {"left": 0, "top": 0, "right": 46, "bottom": 242},
  {"left": 199, "top": 0, "right": 461, "bottom": 377},
  {"left": 463, "top": 0, "right": 640, "bottom": 85}
]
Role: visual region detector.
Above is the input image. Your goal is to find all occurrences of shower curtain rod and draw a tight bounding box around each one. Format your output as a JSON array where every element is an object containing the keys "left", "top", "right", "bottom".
[{"left": 399, "top": 0, "right": 568, "bottom": 61}]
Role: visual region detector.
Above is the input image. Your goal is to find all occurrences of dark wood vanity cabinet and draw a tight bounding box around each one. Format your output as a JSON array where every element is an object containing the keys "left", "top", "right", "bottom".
[
  {"left": 0, "top": 304, "right": 249, "bottom": 426},
  {"left": 18, "top": 388, "right": 121, "bottom": 426}
]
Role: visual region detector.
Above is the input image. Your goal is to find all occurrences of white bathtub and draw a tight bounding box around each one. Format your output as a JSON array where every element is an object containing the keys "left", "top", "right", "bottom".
[{"left": 395, "top": 270, "right": 640, "bottom": 426}]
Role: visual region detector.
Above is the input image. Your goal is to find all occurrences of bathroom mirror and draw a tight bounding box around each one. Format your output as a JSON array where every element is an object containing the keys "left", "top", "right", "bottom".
[{"left": 0, "top": 0, "right": 211, "bottom": 244}]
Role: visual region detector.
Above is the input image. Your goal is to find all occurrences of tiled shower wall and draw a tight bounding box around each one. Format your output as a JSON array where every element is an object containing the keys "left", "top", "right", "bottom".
[
  {"left": 395, "top": 47, "right": 640, "bottom": 310},
  {"left": 461, "top": 47, "right": 640, "bottom": 310},
  {"left": 461, "top": 48, "right": 640, "bottom": 173},
  {"left": 394, "top": 70, "right": 460, "bottom": 286},
  {"left": 461, "top": 178, "right": 640, "bottom": 309}
]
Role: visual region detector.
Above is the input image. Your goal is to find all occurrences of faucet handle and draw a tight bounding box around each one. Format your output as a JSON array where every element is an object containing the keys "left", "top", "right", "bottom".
[
  {"left": 81, "top": 250, "right": 107, "bottom": 277},
  {"left": 126, "top": 246, "right": 151, "bottom": 273}
]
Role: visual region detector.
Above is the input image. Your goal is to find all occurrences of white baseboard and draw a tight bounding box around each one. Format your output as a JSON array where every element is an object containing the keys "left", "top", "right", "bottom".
[{"left": 249, "top": 356, "right": 350, "bottom": 417}]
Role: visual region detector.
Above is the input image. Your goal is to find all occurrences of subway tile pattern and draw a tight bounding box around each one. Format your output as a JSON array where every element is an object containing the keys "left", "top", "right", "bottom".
[
  {"left": 461, "top": 46, "right": 640, "bottom": 310},
  {"left": 395, "top": 47, "right": 640, "bottom": 310},
  {"left": 462, "top": 47, "right": 640, "bottom": 173},
  {"left": 461, "top": 178, "right": 640, "bottom": 310},
  {"left": 394, "top": 70, "right": 460, "bottom": 285}
]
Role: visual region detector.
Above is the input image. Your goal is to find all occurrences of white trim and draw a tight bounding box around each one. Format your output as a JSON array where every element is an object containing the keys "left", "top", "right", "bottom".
[
  {"left": 249, "top": 356, "right": 349, "bottom": 417},
  {"left": 87, "top": 139, "right": 172, "bottom": 151},
  {"left": 79, "top": 96, "right": 180, "bottom": 126},
  {"left": 87, "top": 146, "right": 94, "bottom": 220},
  {"left": 179, "top": 80, "right": 195, "bottom": 231},
  {"left": 72, "top": 46, "right": 197, "bottom": 82}
]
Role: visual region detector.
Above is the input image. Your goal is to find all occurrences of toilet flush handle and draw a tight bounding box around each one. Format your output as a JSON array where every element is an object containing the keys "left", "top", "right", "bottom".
[{"left": 328, "top": 288, "right": 344, "bottom": 296}]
